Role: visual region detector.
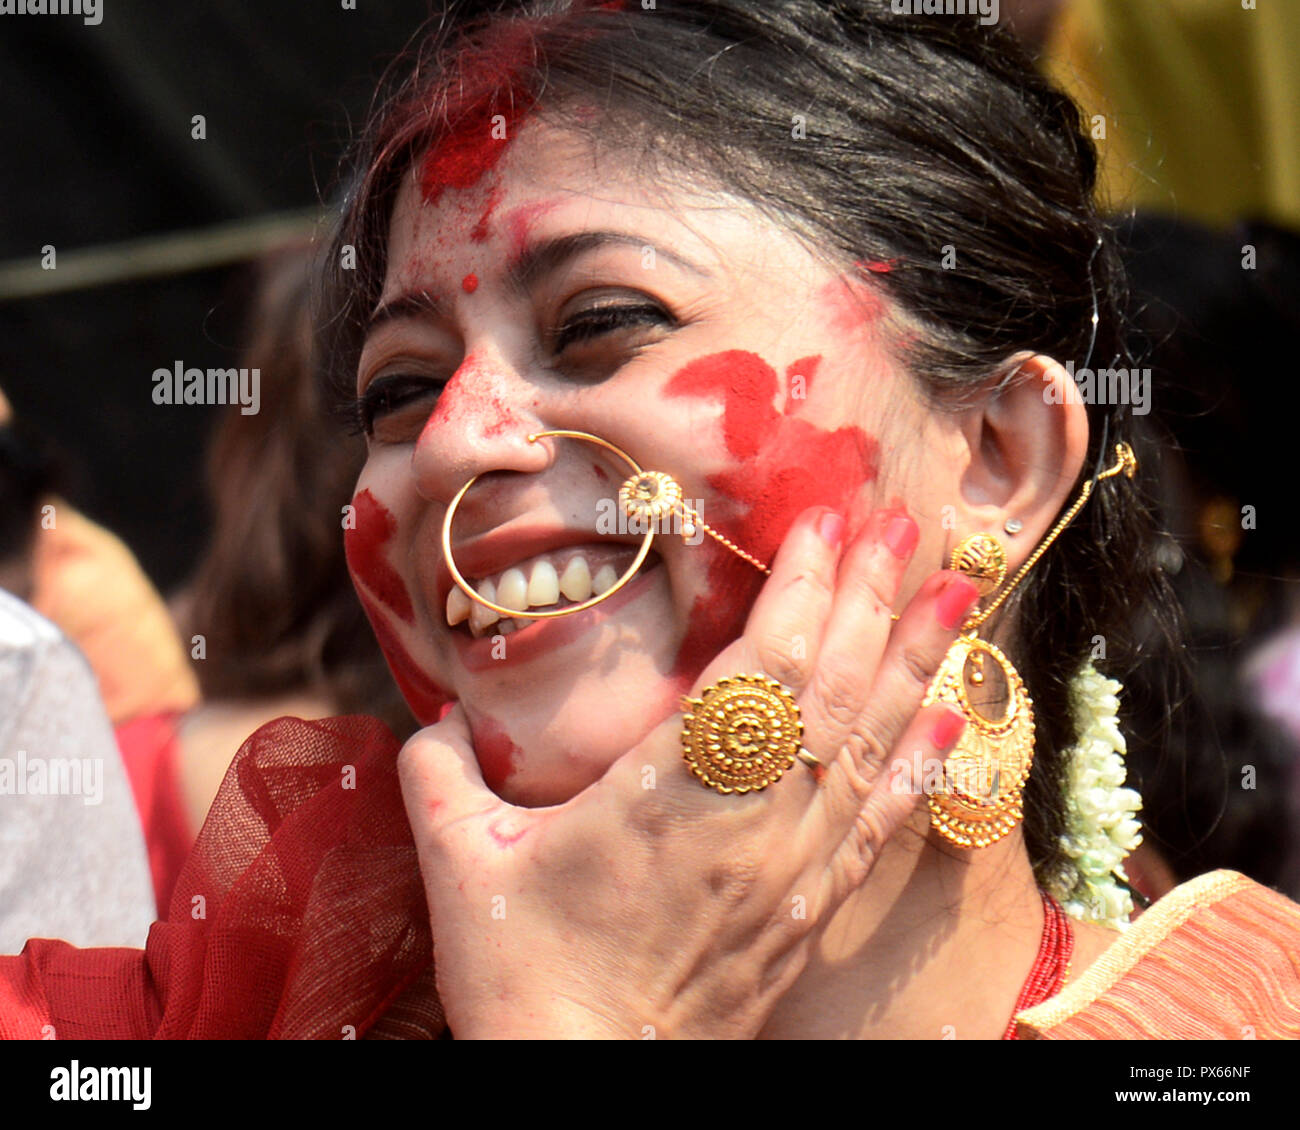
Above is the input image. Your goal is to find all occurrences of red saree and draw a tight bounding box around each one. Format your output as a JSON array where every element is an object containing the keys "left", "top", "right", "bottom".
[
  {"left": 2, "top": 715, "right": 1297, "bottom": 1039},
  {"left": 0, "top": 716, "right": 443, "bottom": 1039}
]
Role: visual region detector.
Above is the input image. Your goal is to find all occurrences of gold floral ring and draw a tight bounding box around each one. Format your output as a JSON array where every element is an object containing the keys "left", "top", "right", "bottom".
[{"left": 680, "top": 675, "right": 807, "bottom": 794}]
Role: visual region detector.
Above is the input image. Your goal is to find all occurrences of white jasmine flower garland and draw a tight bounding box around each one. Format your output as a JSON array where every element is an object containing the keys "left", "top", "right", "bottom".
[{"left": 1047, "top": 661, "right": 1143, "bottom": 931}]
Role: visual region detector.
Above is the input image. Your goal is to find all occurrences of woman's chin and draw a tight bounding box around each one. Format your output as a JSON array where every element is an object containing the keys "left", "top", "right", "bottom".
[
  {"left": 492, "top": 763, "right": 610, "bottom": 808},
  {"left": 469, "top": 684, "right": 682, "bottom": 807}
]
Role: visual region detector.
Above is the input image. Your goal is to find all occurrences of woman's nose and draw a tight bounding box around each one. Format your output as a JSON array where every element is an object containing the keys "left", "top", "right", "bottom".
[{"left": 410, "top": 349, "right": 551, "bottom": 504}]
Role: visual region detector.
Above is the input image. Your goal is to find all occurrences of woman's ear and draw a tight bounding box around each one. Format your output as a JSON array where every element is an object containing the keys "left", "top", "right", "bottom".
[{"left": 954, "top": 354, "right": 1089, "bottom": 571}]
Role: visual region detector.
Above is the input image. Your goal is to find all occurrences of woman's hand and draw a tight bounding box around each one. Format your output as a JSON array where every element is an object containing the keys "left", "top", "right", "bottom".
[{"left": 397, "top": 506, "right": 980, "bottom": 1039}]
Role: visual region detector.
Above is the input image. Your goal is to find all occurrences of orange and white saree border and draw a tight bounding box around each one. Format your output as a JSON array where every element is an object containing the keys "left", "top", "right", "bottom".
[{"left": 1016, "top": 870, "right": 1300, "bottom": 1039}]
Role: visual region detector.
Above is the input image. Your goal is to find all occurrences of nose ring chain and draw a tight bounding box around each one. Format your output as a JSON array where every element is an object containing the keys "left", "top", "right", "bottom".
[{"left": 441, "top": 429, "right": 770, "bottom": 621}]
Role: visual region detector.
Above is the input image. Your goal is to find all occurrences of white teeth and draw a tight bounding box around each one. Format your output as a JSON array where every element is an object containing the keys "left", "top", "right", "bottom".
[
  {"left": 446, "top": 585, "right": 471, "bottom": 626},
  {"left": 592, "top": 563, "right": 618, "bottom": 595},
  {"left": 449, "top": 551, "right": 645, "bottom": 634},
  {"left": 496, "top": 567, "right": 529, "bottom": 612},
  {"left": 526, "top": 560, "right": 560, "bottom": 607},
  {"left": 559, "top": 556, "right": 592, "bottom": 603},
  {"left": 469, "top": 579, "right": 498, "bottom": 636}
]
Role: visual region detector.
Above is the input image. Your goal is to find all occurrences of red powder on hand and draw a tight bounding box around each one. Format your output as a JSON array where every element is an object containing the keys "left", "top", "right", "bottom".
[{"left": 346, "top": 489, "right": 415, "bottom": 624}]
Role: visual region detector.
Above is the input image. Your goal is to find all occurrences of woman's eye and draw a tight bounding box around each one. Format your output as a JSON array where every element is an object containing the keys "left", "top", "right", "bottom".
[
  {"left": 356, "top": 374, "right": 445, "bottom": 439},
  {"left": 553, "top": 302, "right": 673, "bottom": 354}
]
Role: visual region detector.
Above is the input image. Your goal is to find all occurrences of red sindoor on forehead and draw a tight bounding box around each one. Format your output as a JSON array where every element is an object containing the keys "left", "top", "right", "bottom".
[{"left": 418, "top": 21, "right": 539, "bottom": 209}]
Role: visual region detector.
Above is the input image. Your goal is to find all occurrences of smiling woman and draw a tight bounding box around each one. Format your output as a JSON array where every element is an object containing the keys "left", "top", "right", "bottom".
[{"left": 3, "top": 0, "right": 1299, "bottom": 1042}]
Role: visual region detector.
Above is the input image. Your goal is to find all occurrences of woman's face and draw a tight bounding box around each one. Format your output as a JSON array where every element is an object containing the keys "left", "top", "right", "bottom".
[{"left": 349, "top": 118, "right": 950, "bottom": 806}]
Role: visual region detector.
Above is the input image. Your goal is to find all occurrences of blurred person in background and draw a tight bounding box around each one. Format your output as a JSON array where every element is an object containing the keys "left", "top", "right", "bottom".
[
  {"left": 116, "top": 242, "right": 417, "bottom": 916},
  {"left": 0, "top": 386, "right": 200, "bottom": 729},
  {"left": 0, "top": 390, "right": 155, "bottom": 951},
  {"left": 1005, "top": 0, "right": 1300, "bottom": 904},
  {"left": 1118, "top": 215, "right": 1300, "bottom": 906}
]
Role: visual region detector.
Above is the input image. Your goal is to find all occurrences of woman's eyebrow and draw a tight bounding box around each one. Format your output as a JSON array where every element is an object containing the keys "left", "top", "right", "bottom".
[
  {"left": 509, "top": 230, "right": 712, "bottom": 291},
  {"left": 366, "top": 230, "right": 710, "bottom": 336}
]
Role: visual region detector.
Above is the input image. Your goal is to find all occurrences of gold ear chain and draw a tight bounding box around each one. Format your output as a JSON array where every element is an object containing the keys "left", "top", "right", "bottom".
[{"left": 923, "top": 442, "right": 1136, "bottom": 848}]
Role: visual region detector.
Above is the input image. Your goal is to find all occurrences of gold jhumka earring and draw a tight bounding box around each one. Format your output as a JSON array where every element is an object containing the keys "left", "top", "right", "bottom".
[{"left": 923, "top": 442, "right": 1137, "bottom": 848}]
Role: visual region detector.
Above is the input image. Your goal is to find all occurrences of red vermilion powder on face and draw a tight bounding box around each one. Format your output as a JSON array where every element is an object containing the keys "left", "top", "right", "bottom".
[
  {"left": 418, "top": 12, "right": 541, "bottom": 209},
  {"left": 664, "top": 349, "right": 879, "bottom": 681},
  {"left": 503, "top": 198, "right": 562, "bottom": 266},
  {"left": 665, "top": 350, "right": 782, "bottom": 461},
  {"left": 461, "top": 273, "right": 479, "bottom": 293},
  {"left": 783, "top": 355, "right": 821, "bottom": 414},
  {"left": 355, "top": 591, "right": 450, "bottom": 726},
  {"left": 417, "top": 353, "right": 518, "bottom": 448},
  {"left": 821, "top": 274, "right": 888, "bottom": 336},
  {"left": 472, "top": 715, "right": 522, "bottom": 793},
  {"left": 345, "top": 489, "right": 415, "bottom": 625},
  {"left": 420, "top": 85, "right": 534, "bottom": 207},
  {"left": 470, "top": 183, "right": 504, "bottom": 243}
]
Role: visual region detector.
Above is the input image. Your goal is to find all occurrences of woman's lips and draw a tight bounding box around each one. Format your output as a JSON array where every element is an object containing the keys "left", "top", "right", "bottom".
[
  {"left": 450, "top": 557, "right": 666, "bottom": 672},
  {"left": 435, "top": 521, "right": 643, "bottom": 611}
]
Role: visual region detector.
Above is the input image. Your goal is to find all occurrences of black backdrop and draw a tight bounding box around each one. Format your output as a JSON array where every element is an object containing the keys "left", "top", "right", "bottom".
[{"left": 0, "top": 0, "right": 438, "bottom": 589}]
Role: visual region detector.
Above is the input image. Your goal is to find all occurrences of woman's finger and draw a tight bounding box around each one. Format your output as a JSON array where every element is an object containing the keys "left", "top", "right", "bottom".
[
  {"left": 397, "top": 703, "right": 503, "bottom": 856},
  {"left": 693, "top": 504, "right": 846, "bottom": 694},
  {"left": 786, "top": 509, "right": 918, "bottom": 800},
  {"left": 816, "top": 698, "right": 967, "bottom": 901},
  {"left": 808, "top": 569, "right": 979, "bottom": 843},
  {"left": 597, "top": 505, "right": 844, "bottom": 806}
]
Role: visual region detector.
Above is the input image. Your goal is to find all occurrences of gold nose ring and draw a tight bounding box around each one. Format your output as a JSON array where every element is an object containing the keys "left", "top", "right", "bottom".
[{"left": 441, "top": 429, "right": 770, "bottom": 621}]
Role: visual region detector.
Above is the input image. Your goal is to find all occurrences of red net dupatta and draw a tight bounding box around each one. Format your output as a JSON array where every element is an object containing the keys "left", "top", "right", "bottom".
[{"left": 1, "top": 715, "right": 444, "bottom": 1040}]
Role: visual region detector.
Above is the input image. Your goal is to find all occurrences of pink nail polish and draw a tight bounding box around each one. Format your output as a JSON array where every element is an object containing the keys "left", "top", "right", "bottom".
[
  {"left": 935, "top": 576, "right": 980, "bottom": 630},
  {"left": 930, "top": 709, "right": 966, "bottom": 749},
  {"left": 817, "top": 510, "right": 845, "bottom": 549},
  {"left": 883, "top": 515, "right": 919, "bottom": 560}
]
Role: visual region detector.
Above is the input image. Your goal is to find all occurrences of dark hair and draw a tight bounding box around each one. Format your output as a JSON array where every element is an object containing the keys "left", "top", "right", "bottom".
[
  {"left": 319, "top": 0, "right": 1180, "bottom": 892},
  {"left": 188, "top": 241, "right": 415, "bottom": 739},
  {"left": 0, "top": 419, "right": 63, "bottom": 584}
]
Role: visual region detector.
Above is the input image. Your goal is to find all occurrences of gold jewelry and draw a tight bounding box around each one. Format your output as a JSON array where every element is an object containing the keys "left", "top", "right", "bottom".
[
  {"left": 948, "top": 532, "right": 1007, "bottom": 597},
  {"left": 680, "top": 675, "right": 803, "bottom": 794},
  {"left": 925, "top": 443, "right": 1137, "bottom": 849},
  {"left": 796, "top": 747, "right": 827, "bottom": 783},
  {"left": 441, "top": 430, "right": 770, "bottom": 621}
]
